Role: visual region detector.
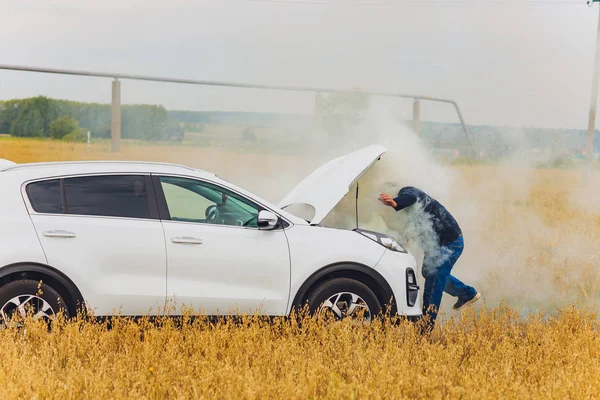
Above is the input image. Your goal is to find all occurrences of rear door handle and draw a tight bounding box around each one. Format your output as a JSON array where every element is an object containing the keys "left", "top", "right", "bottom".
[
  {"left": 171, "top": 236, "right": 203, "bottom": 245},
  {"left": 43, "top": 230, "right": 77, "bottom": 239}
]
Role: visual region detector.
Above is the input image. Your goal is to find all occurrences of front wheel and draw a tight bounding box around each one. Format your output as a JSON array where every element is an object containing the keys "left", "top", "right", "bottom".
[
  {"left": 0, "top": 279, "right": 70, "bottom": 326},
  {"left": 306, "top": 278, "right": 381, "bottom": 321}
]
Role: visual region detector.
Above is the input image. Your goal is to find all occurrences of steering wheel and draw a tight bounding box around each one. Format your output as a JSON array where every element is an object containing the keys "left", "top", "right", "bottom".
[
  {"left": 242, "top": 215, "right": 258, "bottom": 227},
  {"left": 205, "top": 205, "right": 220, "bottom": 223}
]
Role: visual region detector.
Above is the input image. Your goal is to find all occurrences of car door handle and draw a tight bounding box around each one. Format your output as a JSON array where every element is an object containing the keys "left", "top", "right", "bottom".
[
  {"left": 43, "top": 230, "right": 77, "bottom": 239},
  {"left": 171, "top": 236, "right": 203, "bottom": 245}
]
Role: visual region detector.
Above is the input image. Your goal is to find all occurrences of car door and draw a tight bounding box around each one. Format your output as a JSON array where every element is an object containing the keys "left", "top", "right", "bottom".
[
  {"left": 155, "top": 175, "right": 291, "bottom": 316},
  {"left": 25, "top": 174, "right": 167, "bottom": 316}
]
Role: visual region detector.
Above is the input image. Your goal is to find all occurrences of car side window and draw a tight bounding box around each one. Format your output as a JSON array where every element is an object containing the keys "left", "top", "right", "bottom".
[
  {"left": 27, "top": 179, "right": 64, "bottom": 214},
  {"left": 159, "top": 176, "right": 260, "bottom": 228},
  {"left": 63, "top": 175, "right": 150, "bottom": 219}
]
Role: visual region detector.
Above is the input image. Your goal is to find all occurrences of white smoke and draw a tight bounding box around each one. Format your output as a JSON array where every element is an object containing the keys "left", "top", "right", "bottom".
[
  {"left": 392, "top": 200, "right": 451, "bottom": 276},
  {"left": 314, "top": 97, "right": 600, "bottom": 318},
  {"left": 321, "top": 98, "right": 459, "bottom": 276}
]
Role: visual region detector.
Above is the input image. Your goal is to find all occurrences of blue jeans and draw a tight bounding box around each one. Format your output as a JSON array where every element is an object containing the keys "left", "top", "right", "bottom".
[{"left": 421, "top": 235, "right": 476, "bottom": 329}]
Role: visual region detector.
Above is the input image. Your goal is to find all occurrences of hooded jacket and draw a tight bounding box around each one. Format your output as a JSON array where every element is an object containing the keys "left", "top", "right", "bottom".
[{"left": 392, "top": 186, "right": 462, "bottom": 247}]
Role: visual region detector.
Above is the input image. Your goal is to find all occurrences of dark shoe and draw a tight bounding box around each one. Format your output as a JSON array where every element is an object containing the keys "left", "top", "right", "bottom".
[{"left": 453, "top": 292, "right": 481, "bottom": 311}]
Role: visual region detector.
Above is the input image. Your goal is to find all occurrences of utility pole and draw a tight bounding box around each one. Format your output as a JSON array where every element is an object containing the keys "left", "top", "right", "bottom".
[
  {"left": 586, "top": 0, "right": 600, "bottom": 181},
  {"left": 111, "top": 79, "right": 121, "bottom": 153},
  {"left": 412, "top": 99, "right": 421, "bottom": 136}
]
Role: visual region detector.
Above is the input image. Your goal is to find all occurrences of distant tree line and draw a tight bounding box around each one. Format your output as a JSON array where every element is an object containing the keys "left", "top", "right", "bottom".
[
  {"left": 2, "top": 96, "right": 597, "bottom": 153},
  {"left": 420, "top": 121, "right": 600, "bottom": 157},
  {"left": 0, "top": 96, "right": 180, "bottom": 141},
  {"left": 167, "top": 110, "right": 310, "bottom": 128}
]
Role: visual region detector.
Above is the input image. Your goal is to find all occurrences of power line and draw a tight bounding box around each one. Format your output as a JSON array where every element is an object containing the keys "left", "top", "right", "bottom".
[
  {"left": 244, "top": 0, "right": 581, "bottom": 6},
  {"left": 245, "top": 0, "right": 579, "bottom": 3}
]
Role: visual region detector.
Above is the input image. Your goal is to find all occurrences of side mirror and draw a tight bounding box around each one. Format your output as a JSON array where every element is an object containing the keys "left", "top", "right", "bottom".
[{"left": 257, "top": 210, "right": 279, "bottom": 230}]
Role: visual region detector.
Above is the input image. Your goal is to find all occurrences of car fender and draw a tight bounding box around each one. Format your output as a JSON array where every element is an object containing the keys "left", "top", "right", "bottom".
[
  {"left": 284, "top": 224, "right": 388, "bottom": 313},
  {"left": 289, "top": 261, "right": 397, "bottom": 313}
]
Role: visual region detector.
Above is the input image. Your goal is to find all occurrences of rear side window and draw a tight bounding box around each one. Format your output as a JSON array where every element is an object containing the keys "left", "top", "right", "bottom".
[
  {"left": 27, "top": 179, "right": 64, "bottom": 214},
  {"left": 63, "top": 175, "right": 150, "bottom": 219}
]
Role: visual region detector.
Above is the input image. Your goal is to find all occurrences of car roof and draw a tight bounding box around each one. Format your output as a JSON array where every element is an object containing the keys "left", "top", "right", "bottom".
[
  {"left": 0, "top": 159, "right": 310, "bottom": 226},
  {"left": 0, "top": 160, "right": 215, "bottom": 179}
]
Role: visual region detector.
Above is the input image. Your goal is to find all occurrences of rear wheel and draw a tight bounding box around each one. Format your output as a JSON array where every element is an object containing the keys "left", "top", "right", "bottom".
[
  {"left": 306, "top": 278, "right": 381, "bottom": 321},
  {"left": 0, "top": 280, "right": 70, "bottom": 326}
]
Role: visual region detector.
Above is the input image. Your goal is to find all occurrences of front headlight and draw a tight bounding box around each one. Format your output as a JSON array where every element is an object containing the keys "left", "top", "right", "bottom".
[
  {"left": 380, "top": 237, "right": 407, "bottom": 253},
  {"left": 355, "top": 229, "right": 407, "bottom": 253}
]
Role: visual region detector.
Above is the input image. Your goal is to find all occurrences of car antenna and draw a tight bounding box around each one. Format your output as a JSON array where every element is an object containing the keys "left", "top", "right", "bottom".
[{"left": 355, "top": 181, "right": 359, "bottom": 230}]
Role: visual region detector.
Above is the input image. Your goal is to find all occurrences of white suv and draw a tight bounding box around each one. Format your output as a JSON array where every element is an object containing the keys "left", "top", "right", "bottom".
[{"left": 0, "top": 145, "right": 420, "bottom": 322}]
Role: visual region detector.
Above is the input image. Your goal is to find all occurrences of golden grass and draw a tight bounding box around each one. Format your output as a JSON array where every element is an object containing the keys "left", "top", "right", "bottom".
[
  {"left": 1, "top": 137, "right": 600, "bottom": 398},
  {"left": 0, "top": 307, "right": 599, "bottom": 399},
  {"left": 448, "top": 165, "right": 600, "bottom": 313},
  {"left": 0, "top": 136, "right": 300, "bottom": 169},
  {"left": 0, "top": 136, "right": 309, "bottom": 198}
]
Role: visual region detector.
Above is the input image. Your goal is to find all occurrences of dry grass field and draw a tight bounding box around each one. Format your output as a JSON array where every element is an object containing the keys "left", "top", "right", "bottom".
[
  {"left": 1, "top": 307, "right": 599, "bottom": 399},
  {"left": 1, "top": 136, "right": 599, "bottom": 399}
]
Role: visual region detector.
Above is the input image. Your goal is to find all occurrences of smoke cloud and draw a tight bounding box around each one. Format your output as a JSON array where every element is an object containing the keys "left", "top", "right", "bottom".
[{"left": 279, "top": 97, "right": 600, "bottom": 320}]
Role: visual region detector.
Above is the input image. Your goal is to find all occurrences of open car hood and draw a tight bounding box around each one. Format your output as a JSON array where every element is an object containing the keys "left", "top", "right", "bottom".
[{"left": 278, "top": 144, "right": 387, "bottom": 224}]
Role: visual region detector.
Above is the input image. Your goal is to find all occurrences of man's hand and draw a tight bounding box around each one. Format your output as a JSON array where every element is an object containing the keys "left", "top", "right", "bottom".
[{"left": 378, "top": 193, "right": 397, "bottom": 208}]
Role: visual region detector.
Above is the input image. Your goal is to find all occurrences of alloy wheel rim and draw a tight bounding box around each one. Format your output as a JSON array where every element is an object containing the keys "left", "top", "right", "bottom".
[
  {"left": 318, "top": 292, "right": 372, "bottom": 321},
  {"left": 0, "top": 295, "right": 56, "bottom": 325}
]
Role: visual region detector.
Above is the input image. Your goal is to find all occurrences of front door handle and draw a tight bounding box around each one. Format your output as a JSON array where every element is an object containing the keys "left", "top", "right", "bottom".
[
  {"left": 171, "top": 236, "right": 203, "bottom": 245},
  {"left": 43, "top": 230, "right": 77, "bottom": 239}
]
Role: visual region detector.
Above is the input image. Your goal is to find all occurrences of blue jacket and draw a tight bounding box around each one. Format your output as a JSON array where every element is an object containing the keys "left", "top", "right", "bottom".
[{"left": 393, "top": 186, "right": 462, "bottom": 246}]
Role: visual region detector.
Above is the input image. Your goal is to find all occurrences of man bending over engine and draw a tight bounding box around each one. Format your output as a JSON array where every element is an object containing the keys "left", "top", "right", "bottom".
[{"left": 379, "top": 186, "right": 480, "bottom": 332}]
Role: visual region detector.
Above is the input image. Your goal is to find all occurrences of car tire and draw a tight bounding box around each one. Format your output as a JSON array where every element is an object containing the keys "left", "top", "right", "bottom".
[
  {"left": 0, "top": 279, "right": 70, "bottom": 324},
  {"left": 306, "top": 277, "right": 382, "bottom": 321}
]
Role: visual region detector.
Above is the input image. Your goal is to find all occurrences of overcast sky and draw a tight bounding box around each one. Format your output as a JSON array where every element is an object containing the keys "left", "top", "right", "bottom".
[{"left": 0, "top": 0, "right": 598, "bottom": 128}]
